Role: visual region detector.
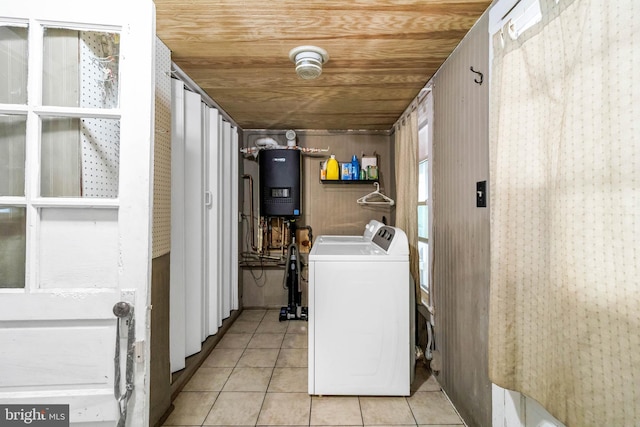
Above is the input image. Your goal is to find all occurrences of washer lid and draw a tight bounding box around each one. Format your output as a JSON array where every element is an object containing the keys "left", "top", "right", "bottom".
[
  {"left": 309, "top": 226, "right": 408, "bottom": 261},
  {"left": 309, "top": 241, "right": 408, "bottom": 262},
  {"left": 315, "top": 235, "right": 367, "bottom": 244},
  {"left": 311, "top": 242, "right": 384, "bottom": 256},
  {"left": 314, "top": 219, "right": 385, "bottom": 244}
]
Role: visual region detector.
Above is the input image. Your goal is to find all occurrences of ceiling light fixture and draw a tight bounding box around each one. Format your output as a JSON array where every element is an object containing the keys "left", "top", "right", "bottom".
[{"left": 289, "top": 45, "right": 329, "bottom": 80}]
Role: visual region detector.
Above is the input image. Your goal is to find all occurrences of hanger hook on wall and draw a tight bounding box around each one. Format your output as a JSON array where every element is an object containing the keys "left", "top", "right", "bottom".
[{"left": 470, "top": 66, "right": 483, "bottom": 85}]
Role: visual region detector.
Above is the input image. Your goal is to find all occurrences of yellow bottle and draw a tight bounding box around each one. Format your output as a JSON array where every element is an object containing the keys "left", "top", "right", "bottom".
[{"left": 326, "top": 154, "right": 339, "bottom": 180}]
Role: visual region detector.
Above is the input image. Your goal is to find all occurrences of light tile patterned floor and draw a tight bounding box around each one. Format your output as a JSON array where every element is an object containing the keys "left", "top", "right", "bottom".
[{"left": 164, "top": 309, "right": 465, "bottom": 427}]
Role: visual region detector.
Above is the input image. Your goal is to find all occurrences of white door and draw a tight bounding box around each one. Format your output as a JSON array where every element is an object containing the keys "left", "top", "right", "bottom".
[
  {"left": 169, "top": 85, "right": 239, "bottom": 373},
  {"left": 169, "top": 80, "right": 187, "bottom": 372},
  {"left": 204, "top": 105, "right": 220, "bottom": 337},
  {"left": 183, "top": 89, "right": 204, "bottom": 355},
  {"left": 0, "top": 1, "right": 155, "bottom": 426}
]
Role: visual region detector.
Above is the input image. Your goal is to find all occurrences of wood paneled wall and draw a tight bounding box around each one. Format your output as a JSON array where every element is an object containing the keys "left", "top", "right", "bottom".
[
  {"left": 150, "top": 253, "right": 171, "bottom": 427},
  {"left": 298, "top": 132, "right": 394, "bottom": 237},
  {"left": 431, "top": 13, "right": 491, "bottom": 427},
  {"left": 240, "top": 131, "right": 393, "bottom": 307}
]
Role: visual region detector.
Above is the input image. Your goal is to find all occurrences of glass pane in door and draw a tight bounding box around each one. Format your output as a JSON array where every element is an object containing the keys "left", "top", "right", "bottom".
[
  {"left": 43, "top": 28, "right": 120, "bottom": 108},
  {"left": 0, "top": 25, "right": 28, "bottom": 104},
  {"left": 41, "top": 117, "right": 120, "bottom": 198},
  {"left": 0, "top": 206, "right": 26, "bottom": 288},
  {"left": 0, "top": 115, "right": 26, "bottom": 196}
]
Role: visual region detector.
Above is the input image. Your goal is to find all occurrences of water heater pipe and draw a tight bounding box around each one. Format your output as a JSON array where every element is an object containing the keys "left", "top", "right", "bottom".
[{"left": 242, "top": 174, "right": 257, "bottom": 252}]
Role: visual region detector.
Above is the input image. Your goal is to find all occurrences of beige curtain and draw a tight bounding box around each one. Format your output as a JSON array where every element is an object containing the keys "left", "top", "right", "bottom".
[
  {"left": 488, "top": 0, "right": 639, "bottom": 426},
  {"left": 395, "top": 109, "right": 420, "bottom": 299}
]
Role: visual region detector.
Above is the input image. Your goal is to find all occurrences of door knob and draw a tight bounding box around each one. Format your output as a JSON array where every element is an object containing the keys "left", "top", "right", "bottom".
[{"left": 113, "top": 301, "right": 132, "bottom": 318}]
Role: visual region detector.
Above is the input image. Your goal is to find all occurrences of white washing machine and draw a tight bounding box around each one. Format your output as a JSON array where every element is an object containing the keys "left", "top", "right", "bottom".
[
  {"left": 308, "top": 225, "right": 411, "bottom": 396},
  {"left": 314, "top": 219, "right": 384, "bottom": 244}
]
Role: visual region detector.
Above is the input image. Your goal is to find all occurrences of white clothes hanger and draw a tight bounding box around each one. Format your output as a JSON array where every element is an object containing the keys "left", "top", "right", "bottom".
[{"left": 357, "top": 182, "right": 395, "bottom": 206}]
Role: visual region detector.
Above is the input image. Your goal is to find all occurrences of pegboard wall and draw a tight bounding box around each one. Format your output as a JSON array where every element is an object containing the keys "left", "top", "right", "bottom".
[
  {"left": 152, "top": 38, "right": 172, "bottom": 258},
  {"left": 80, "top": 31, "right": 119, "bottom": 109},
  {"left": 79, "top": 118, "right": 120, "bottom": 198},
  {"left": 79, "top": 31, "right": 120, "bottom": 198}
]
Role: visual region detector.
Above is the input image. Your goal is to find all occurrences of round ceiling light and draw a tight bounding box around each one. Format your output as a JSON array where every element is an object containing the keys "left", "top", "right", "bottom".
[{"left": 289, "top": 45, "right": 329, "bottom": 80}]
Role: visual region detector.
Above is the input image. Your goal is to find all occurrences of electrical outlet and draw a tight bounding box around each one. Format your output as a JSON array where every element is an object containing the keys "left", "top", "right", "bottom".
[{"left": 476, "top": 181, "right": 487, "bottom": 208}]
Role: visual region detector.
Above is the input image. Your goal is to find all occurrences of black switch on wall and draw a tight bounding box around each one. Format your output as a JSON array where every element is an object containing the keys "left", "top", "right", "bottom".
[{"left": 476, "top": 181, "right": 487, "bottom": 208}]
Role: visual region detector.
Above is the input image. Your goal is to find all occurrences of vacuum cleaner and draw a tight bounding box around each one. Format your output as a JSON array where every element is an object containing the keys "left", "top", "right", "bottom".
[{"left": 279, "top": 222, "right": 308, "bottom": 321}]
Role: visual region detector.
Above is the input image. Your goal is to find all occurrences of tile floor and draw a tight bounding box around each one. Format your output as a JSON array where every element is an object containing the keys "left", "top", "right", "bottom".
[{"left": 164, "top": 309, "right": 464, "bottom": 427}]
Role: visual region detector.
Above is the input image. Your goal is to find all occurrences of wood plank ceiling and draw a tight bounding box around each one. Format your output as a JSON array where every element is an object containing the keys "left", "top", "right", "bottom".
[{"left": 155, "top": 0, "right": 491, "bottom": 131}]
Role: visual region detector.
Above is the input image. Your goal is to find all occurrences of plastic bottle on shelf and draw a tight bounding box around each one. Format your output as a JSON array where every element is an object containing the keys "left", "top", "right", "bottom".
[
  {"left": 326, "top": 154, "right": 339, "bottom": 180},
  {"left": 351, "top": 155, "right": 359, "bottom": 180},
  {"left": 320, "top": 160, "right": 327, "bottom": 180}
]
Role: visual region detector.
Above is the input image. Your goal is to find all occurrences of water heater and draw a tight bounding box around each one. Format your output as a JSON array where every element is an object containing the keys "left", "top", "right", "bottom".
[{"left": 259, "top": 149, "right": 301, "bottom": 217}]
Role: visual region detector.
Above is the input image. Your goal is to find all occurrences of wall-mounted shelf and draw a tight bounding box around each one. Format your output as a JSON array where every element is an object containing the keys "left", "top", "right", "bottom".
[
  {"left": 319, "top": 160, "right": 379, "bottom": 183},
  {"left": 320, "top": 179, "right": 379, "bottom": 184}
]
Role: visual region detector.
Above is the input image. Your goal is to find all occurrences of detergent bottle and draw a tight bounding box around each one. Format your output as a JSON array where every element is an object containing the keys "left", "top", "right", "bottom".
[
  {"left": 326, "top": 154, "right": 339, "bottom": 180},
  {"left": 351, "top": 155, "right": 360, "bottom": 180}
]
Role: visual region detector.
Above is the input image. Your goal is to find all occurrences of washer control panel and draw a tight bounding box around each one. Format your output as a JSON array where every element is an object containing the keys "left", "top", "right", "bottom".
[
  {"left": 372, "top": 226, "right": 396, "bottom": 252},
  {"left": 371, "top": 226, "right": 409, "bottom": 255}
]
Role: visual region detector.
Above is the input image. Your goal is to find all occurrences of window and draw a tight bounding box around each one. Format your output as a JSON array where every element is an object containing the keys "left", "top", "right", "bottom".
[
  {"left": 0, "top": 25, "right": 28, "bottom": 288},
  {"left": 417, "top": 90, "right": 433, "bottom": 306},
  {"left": 41, "top": 28, "right": 121, "bottom": 198},
  {"left": 0, "top": 23, "right": 122, "bottom": 288}
]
